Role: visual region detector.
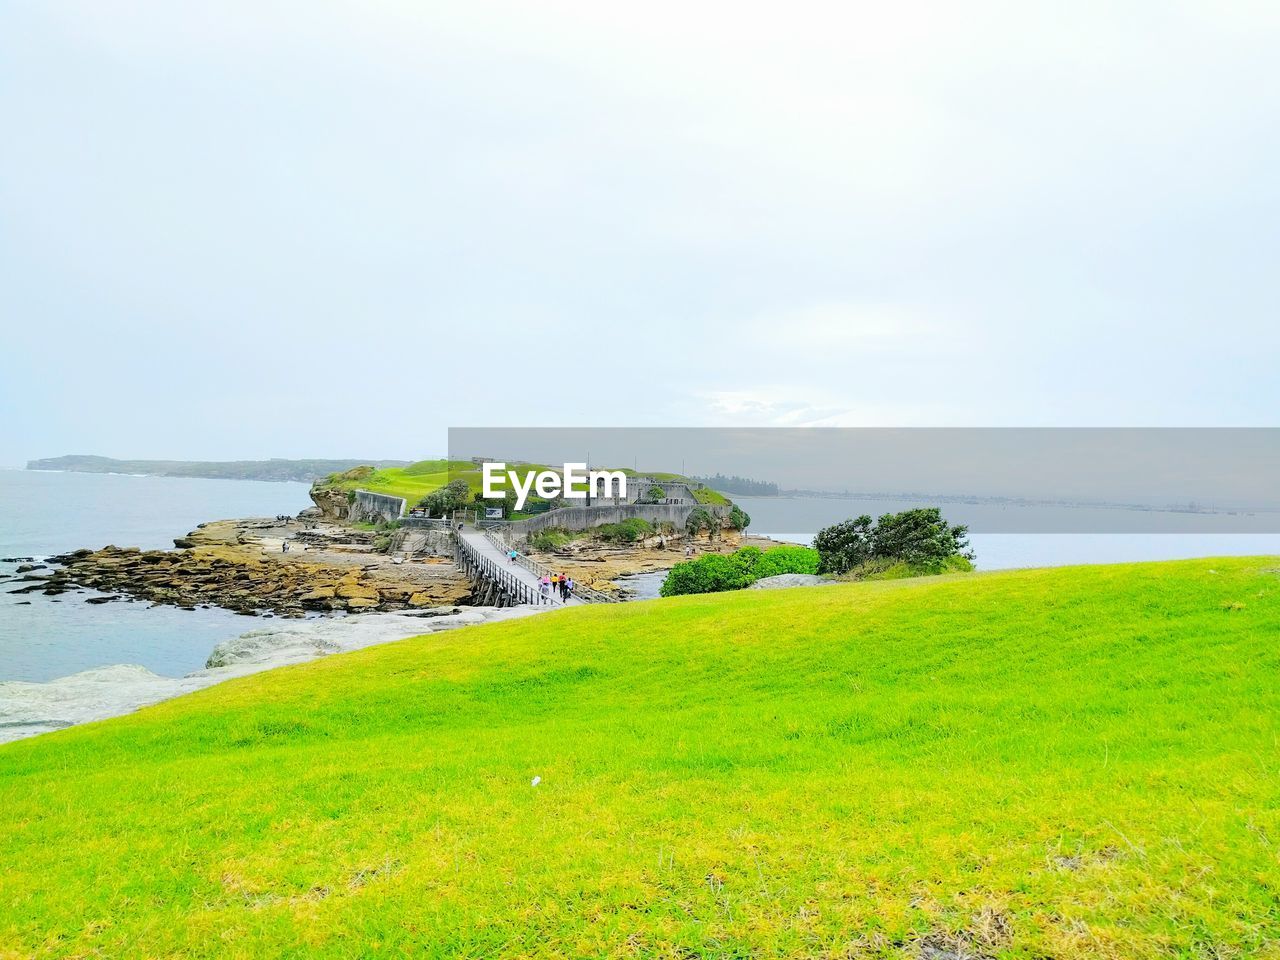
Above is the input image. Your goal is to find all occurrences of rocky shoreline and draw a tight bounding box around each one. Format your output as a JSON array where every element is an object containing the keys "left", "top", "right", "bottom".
[
  {"left": 9, "top": 513, "right": 782, "bottom": 614},
  {"left": 11, "top": 517, "right": 472, "bottom": 616}
]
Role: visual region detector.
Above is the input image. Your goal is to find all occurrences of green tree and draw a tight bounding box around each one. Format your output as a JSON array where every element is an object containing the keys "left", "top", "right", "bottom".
[
  {"left": 812, "top": 515, "right": 874, "bottom": 574},
  {"left": 870, "top": 507, "right": 973, "bottom": 572},
  {"left": 418, "top": 478, "right": 472, "bottom": 517},
  {"left": 813, "top": 508, "right": 972, "bottom": 575}
]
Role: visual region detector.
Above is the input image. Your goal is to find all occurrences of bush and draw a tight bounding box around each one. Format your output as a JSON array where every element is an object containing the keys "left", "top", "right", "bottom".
[
  {"left": 595, "top": 518, "right": 653, "bottom": 543},
  {"left": 659, "top": 545, "right": 820, "bottom": 596},
  {"left": 660, "top": 554, "right": 752, "bottom": 597},
  {"left": 529, "top": 529, "right": 574, "bottom": 552},
  {"left": 812, "top": 515, "right": 873, "bottom": 574},
  {"left": 753, "top": 545, "right": 820, "bottom": 579},
  {"left": 727, "top": 504, "right": 751, "bottom": 531},
  {"left": 418, "top": 478, "right": 471, "bottom": 517},
  {"left": 814, "top": 508, "right": 973, "bottom": 576},
  {"left": 685, "top": 508, "right": 719, "bottom": 536},
  {"left": 852, "top": 554, "right": 974, "bottom": 581}
]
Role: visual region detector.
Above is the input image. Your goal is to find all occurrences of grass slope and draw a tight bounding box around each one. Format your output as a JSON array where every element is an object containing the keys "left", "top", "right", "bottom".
[
  {"left": 315, "top": 460, "right": 477, "bottom": 506},
  {"left": 317, "top": 461, "right": 731, "bottom": 509},
  {"left": 3, "top": 558, "right": 1279, "bottom": 958}
]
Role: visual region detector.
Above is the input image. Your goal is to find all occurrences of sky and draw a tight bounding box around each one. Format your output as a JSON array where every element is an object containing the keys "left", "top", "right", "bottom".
[{"left": 2, "top": 1, "right": 1278, "bottom": 467}]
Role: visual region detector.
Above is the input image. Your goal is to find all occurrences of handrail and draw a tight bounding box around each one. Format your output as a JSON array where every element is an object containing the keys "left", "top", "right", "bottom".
[
  {"left": 452, "top": 530, "right": 546, "bottom": 607},
  {"left": 482, "top": 529, "right": 620, "bottom": 603}
]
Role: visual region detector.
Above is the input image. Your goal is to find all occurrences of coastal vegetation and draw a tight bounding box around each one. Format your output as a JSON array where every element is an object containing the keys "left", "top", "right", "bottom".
[
  {"left": 690, "top": 472, "right": 780, "bottom": 496},
  {"left": 314, "top": 461, "right": 734, "bottom": 512},
  {"left": 415, "top": 478, "right": 471, "bottom": 517},
  {"left": 813, "top": 507, "right": 974, "bottom": 576},
  {"left": 528, "top": 518, "right": 662, "bottom": 552},
  {"left": 313, "top": 460, "right": 477, "bottom": 507},
  {"left": 1, "top": 557, "right": 1277, "bottom": 956},
  {"left": 660, "top": 544, "right": 820, "bottom": 596},
  {"left": 661, "top": 509, "right": 971, "bottom": 597}
]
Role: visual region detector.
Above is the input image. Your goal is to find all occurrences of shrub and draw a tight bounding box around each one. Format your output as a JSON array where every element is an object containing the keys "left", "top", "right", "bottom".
[
  {"left": 729, "top": 545, "right": 761, "bottom": 581},
  {"left": 844, "top": 554, "right": 974, "bottom": 581},
  {"left": 814, "top": 508, "right": 973, "bottom": 576},
  {"left": 595, "top": 518, "right": 653, "bottom": 543},
  {"left": 685, "top": 508, "right": 719, "bottom": 536},
  {"left": 659, "top": 554, "right": 752, "bottom": 597},
  {"left": 753, "top": 545, "right": 820, "bottom": 579},
  {"left": 418, "top": 478, "right": 471, "bottom": 517},
  {"left": 727, "top": 504, "right": 751, "bottom": 531},
  {"left": 529, "top": 529, "right": 574, "bottom": 552},
  {"left": 812, "top": 515, "right": 873, "bottom": 574},
  {"left": 870, "top": 508, "right": 973, "bottom": 572},
  {"left": 659, "top": 545, "right": 819, "bottom": 596}
]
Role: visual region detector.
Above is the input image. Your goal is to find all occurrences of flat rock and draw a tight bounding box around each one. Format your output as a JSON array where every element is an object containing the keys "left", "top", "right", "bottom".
[{"left": 748, "top": 574, "right": 831, "bottom": 590}]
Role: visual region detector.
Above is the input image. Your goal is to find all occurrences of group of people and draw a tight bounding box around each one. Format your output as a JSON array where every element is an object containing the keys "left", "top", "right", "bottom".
[
  {"left": 539, "top": 572, "right": 575, "bottom": 602},
  {"left": 506, "top": 548, "right": 575, "bottom": 602}
]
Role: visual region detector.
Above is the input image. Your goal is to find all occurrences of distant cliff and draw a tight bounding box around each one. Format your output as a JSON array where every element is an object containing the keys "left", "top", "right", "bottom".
[{"left": 26, "top": 455, "right": 409, "bottom": 484}]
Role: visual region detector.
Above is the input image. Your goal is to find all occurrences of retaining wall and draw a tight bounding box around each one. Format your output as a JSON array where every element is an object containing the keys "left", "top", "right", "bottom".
[
  {"left": 350, "top": 489, "right": 406, "bottom": 524},
  {"left": 500, "top": 502, "right": 732, "bottom": 540}
]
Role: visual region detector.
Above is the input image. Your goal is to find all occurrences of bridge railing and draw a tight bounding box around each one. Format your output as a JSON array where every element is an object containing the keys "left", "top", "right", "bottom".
[
  {"left": 452, "top": 530, "right": 549, "bottom": 607},
  {"left": 482, "top": 529, "right": 620, "bottom": 604},
  {"left": 400, "top": 517, "right": 452, "bottom": 530}
]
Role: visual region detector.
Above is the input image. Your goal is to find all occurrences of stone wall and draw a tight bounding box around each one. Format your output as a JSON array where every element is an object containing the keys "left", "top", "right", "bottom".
[
  {"left": 502, "top": 502, "right": 732, "bottom": 540},
  {"left": 349, "top": 490, "right": 406, "bottom": 524},
  {"left": 391, "top": 528, "right": 454, "bottom": 558},
  {"left": 629, "top": 479, "right": 699, "bottom": 503}
]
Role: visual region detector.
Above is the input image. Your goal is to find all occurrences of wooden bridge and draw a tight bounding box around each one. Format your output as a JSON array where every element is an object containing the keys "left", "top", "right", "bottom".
[{"left": 452, "top": 527, "right": 618, "bottom": 607}]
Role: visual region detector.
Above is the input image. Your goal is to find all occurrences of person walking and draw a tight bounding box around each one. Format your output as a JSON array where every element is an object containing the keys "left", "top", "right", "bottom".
[
  {"left": 566, "top": 576, "right": 575, "bottom": 599},
  {"left": 558, "top": 574, "right": 570, "bottom": 602},
  {"left": 539, "top": 575, "right": 551, "bottom": 603}
]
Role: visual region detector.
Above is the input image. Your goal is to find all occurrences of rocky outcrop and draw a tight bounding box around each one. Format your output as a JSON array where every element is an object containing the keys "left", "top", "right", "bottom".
[
  {"left": 748, "top": 574, "right": 831, "bottom": 589},
  {"left": 41, "top": 518, "right": 472, "bottom": 616},
  {"left": 309, "top": 483, "right": 353, "bottom": 520}
]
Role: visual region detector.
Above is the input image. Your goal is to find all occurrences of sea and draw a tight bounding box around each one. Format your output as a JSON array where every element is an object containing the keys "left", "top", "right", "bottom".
[
  {"left": 3, "top": 470, "right": 1279, "bottom": 683},
  {"left": 733, "top": 494, "right": 1280, "bottom": 568},
  {"left": 0, "top": 470, "right": 312, "bottom": 682}
]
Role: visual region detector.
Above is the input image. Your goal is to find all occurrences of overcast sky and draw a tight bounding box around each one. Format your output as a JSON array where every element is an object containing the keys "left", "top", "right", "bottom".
[{"left": 2, "top": 1, "right": 1278, "bottom": 467}]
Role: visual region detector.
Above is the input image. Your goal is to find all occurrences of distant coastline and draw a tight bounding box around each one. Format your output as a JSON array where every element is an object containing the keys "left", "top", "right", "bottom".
[{"left": 25, "top": 455, "right": 412, "bottom": 484}]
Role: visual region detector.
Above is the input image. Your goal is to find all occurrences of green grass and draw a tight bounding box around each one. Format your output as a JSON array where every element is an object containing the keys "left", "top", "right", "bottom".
[
  {"left": 315, "top": 461, "right": 555, "bottom": 507},
  {"left": 318, "top": 461, "right": 733, "bottom": 509},
  {"left": 314, "top": 460, "right": 473, "bottom": 506},
  {"left": 3, "top": 557, "right": 1280, "bottom": 957}
]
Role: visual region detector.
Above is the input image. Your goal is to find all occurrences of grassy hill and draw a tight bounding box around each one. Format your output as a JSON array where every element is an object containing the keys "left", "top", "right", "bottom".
[
  {"left": 314, "top": 461, "right": 731, "bottom": 508},
  {"left": 313, "top": 460, "right": 480, "bottom": 506},
  {"left": 2, "top": 558, "right": 1278, "bottom": 957}
]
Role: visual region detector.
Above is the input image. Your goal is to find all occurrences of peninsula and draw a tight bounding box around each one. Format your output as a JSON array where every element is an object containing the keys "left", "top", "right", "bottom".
[{"left": 25, "top": 455, "right": 411, "bottom": 484}]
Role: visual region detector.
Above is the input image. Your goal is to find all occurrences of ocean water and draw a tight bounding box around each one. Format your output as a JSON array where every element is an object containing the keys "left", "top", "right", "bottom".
[
  {"left": 0, "top": 470, "right": 313, "bottom": 682},
  {"left": 733, "top": 495, "right": 1280, "bottom": 569},
  {"left": 4, "top": 473, "right": 1279, "bottom": 684}
]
